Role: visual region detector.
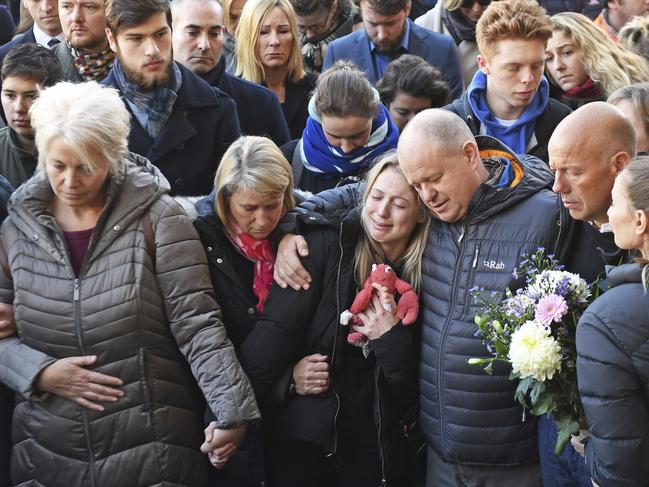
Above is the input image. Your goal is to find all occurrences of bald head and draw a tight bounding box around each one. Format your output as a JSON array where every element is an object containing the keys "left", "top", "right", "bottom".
[
  {"left": 549, "top": 102, "right": 635, "bottom": 226},
  {"left": 397, "top": 109, "right": 488, "bottom": 223},
  {"left": 549, "top": 102, "right": 637, "bottom": 160},
  {"left": 400, "top": 109, "right": 476, "bottom": 157},
  {"left": 171, "top": 0, "right": 225, "bottom": 75}
]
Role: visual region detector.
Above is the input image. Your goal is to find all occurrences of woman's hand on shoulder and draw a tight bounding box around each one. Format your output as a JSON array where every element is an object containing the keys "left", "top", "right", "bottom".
[
  {"left": 292, "top": 353, "right": 330, "bottom": 395},
  {"left": 353, "top": 284, "right": 399, "bottom": 340},
  {"left": 0, "top": 303, "right": 15, "bottom": 339},
  {"left": 35, "top": 355, "right": 124, "bottom": 411}
]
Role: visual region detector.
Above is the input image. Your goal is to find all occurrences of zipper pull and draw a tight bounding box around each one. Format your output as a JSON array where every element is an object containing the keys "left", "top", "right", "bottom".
[
  {"left": 457, "top": 225, "right": 466, "bottom": 243},
  {"left": 73, "top": 279, "right": 79, "bottom": 301},
  {"left": 472, "top": 243, "right": 481, "bottom": 268}
]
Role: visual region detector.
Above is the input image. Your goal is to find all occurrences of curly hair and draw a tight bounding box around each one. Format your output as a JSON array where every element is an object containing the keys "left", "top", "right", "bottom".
[
  {"left": 476, "top": 0, "right": 551, "bottom": 59},
  {"left": 620, "top": 15, "right": 649, "bottom": 62},
  {"left": 549, "top": 12, "right": 649, "bottom": 96}
]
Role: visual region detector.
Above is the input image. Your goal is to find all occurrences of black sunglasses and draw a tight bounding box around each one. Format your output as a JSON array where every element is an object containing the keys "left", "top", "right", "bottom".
[{"left": 460, "top": 0, "right": 491, "bottom": 8}]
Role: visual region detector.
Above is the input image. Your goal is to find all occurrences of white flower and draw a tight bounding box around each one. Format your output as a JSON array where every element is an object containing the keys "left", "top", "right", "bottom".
[
  {"left": 508, "top": 320, "right": 562, "bottom": 381},
  {"left": 526, "top": 270, "right": 590, "bottom": 304}
]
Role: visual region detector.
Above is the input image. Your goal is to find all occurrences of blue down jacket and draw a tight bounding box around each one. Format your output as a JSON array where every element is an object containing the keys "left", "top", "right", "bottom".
[{"left": 577, "top": 263, "right": 649, "bottom": 487}]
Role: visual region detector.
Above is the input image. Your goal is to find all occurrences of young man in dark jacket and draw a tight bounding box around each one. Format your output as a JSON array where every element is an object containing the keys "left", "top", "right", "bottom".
[
  {"left": 170, "top": 0, "right": 290, "bottom": 147},
  {"left": 444, "top": 0, "right": 571, "bottom": 163},
  {"left": 102, "top": 0, "right": 241, "bottom": 196},
  {"left": 0, "top": 43, "right": 63, "bottom": 187}
]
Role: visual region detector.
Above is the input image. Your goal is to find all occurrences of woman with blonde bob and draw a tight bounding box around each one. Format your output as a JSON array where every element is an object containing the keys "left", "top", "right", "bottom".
[
  {"left": 237, "top": 152, "right": 429, "bottom": 486},
  {"left": 0, "top": 81, "right": 260, "bottom": 487},
  {"left": 545, "top": 12, "right": 649, "bottom": 110},
  {"left": 194, "top": 135, "right": 295, "bottom": 486},
  {"left": 236, "top": 0, "right": 317, "bottom": 138},
  {"left": 576, "top": 155, "right": 649, "bottom": 487}
]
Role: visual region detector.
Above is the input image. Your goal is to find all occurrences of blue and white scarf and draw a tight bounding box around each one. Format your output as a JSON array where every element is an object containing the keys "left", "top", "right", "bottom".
[
  {"left": 112, "top": 58, "right": 182, "bottom": 140},
  {"left": 299, "top": 89, "right": 399, "bottom": 178}
]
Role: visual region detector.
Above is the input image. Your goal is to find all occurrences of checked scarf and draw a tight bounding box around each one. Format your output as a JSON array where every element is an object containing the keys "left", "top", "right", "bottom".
[
  {"left": 112, "top": 58, "right": 182, "bottom": 140},
  {"left": 71, "top": 44, "right": 116, "bottom": 81}
]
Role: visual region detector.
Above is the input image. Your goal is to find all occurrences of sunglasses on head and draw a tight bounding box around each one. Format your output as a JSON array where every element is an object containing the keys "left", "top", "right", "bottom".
[{"left": 460, "top": 0, "right": 491, "bottom": 8}]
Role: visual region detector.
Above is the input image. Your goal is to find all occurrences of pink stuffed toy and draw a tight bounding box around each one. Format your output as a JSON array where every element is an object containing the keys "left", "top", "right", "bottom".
[{"left": 341, "top": 263, "right": 419, "bottom": 347}]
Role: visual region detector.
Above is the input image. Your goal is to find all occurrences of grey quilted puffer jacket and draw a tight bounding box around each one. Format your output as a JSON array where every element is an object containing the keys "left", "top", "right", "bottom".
[{"left": 0, "top": 155, "right": 260, "bottom": 487}]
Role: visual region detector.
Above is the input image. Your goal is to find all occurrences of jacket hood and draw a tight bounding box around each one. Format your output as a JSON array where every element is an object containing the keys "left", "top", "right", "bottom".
[
  {"left": 7, "top": 152, "right": 169, "bottom": 267},
  {"left": 465, "top": 135, "right": 554, "bottom": 225}
]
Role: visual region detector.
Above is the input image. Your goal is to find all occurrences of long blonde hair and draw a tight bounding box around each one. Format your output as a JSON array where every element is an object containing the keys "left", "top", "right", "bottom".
[
  {"left": 354, "top": 153, "right": 431, "bottom": 292},
  {"left": 235, "top": 0, "right": 305, "bottom": 84},
  {"left": 549, "top": 12, "right": 649, "bottom": 96}
]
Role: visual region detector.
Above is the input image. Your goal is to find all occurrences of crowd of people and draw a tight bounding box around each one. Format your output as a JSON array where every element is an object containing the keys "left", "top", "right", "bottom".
[{"left": 0, "top": 0, "right": 648, "bottom": 486}]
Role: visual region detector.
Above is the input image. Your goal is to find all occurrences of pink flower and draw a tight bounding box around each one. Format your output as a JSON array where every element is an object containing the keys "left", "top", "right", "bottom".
[{"left": 535, "top": 294, "right": 569, "bottom": 327}]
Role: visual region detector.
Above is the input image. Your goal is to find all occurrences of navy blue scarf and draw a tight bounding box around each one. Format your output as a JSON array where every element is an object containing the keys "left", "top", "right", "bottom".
[
  {"left": 300, "top": 92, "right": 399, "bottom": 178},
  {"left": 467, "top": 70, "right": 549, "bottom": 154}
]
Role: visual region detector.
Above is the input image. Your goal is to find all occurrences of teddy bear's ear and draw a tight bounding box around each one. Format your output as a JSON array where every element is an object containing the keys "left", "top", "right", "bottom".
[{"left": 372, "top": 264, "right": 377, "bottom": 271}]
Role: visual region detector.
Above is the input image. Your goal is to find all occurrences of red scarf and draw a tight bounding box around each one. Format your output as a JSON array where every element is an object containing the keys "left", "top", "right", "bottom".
[
  {"left": 563, "top": 78, "right": 603, "bottom": 99},
  {"left": 227, "top": 223, "right": 276, "bottom": 312}
]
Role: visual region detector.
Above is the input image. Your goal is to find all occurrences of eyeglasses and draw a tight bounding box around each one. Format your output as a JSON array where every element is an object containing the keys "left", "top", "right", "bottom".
[
  {"left": 297, "top": 8, "right": 335, "bottom": 39},
  {"left": 460, "top": 0, "right": 491, "bottom": 8}
]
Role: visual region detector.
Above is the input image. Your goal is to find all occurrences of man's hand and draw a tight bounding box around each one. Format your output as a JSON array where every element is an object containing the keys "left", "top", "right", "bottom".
[
  {"left": 200, "top": 422, "right": 248, "bottom": 469},
  {"left": 273, "top": 234, "right": 312, "bottom": 290},
  {"left": 0, "top": 303, "right": 15, "bottom": 339},
  {"left": 292, "top": 354, "right": 329, "bottom": 395},
  {"left": 35, "top": 355, "right": 124, "bottom": 411}
]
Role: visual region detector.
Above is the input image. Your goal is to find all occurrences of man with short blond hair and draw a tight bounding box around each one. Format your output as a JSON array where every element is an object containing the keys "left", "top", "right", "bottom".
[
  {"left": 52, "top": 0, "right": 114, "bottom": 82},
  {"left": 446, "top": 0, "right": 571, "bottom": 163}
]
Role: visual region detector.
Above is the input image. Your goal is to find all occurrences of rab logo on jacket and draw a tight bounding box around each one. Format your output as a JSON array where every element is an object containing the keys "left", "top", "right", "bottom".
[{"left": 483, "top": 260, "right": 506, "bottom": 270}]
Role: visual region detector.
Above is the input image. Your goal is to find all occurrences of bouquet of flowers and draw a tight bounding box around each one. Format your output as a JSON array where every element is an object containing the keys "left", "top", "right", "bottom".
[{"left": 469, "top": 248, "right": 595, "bottom": 454}]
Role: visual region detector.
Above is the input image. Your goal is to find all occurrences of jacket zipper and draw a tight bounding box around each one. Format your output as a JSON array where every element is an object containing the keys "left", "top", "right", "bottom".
[
  {"left": 462, "top": 243, "right": 481, "bottom": 317},
  {"left": 438, "top": 223, "right": 468, "bottom": 455},
  {"left": 327, "top": 220, "right": 345, "bottom": 460},
  {"left": 375, "top": 365, "right": 387, "bottom": 486},
  {"left": 74, "top": 279, "right": 97, "bottom": 487}
]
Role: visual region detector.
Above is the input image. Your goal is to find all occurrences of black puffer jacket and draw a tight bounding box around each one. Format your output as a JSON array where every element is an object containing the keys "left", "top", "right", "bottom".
[
  {"left": 238, "top": 208, "right": 419, "bottom": 486},
  {"left": 577, "top": 263, "right": 649, "bottom": 487},
  {"left": 445, "top": 93, "right": 572, "bottom": 163}
]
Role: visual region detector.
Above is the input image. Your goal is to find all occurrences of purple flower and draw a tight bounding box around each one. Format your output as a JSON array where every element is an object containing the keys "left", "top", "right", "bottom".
[{"left": 535, "top": 294, "right": 569, "bottom": 327}]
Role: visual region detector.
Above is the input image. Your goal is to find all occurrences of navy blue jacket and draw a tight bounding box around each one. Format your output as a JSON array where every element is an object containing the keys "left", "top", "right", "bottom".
[
  {"left": 0, "top": 175, "right": 13, "bottom": 487},
  {"left": 203, "top": 60, "right": 290, "bottom": 147},
  {"left": 0, "top": 5, "right": 15, "bottom": 45},
  {"left": 577, "top": 263, "right": 649, "bottom": 487},
  {"left": 323, "top": 19, "right": 463, "bottom": 98},
  {"left": 0, "top": 26, "right": 34, "bottom": 63},
  {"left": 102, "top": 62, "right": 241, "bottom": 196}
]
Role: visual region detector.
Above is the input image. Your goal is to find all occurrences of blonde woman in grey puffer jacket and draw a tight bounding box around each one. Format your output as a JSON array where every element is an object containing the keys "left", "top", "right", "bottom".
[{"left": 0, "top": 81, "right": 260, "bottom": 487}]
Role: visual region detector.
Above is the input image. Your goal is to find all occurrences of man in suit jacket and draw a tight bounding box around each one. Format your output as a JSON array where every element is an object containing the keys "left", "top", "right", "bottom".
[
  {"left": 103, "top": 0, "right": 240, "bottom": 197},
  {"left": 0, "top": 0, "right": 62, "bottom": 61},
  {"left": 171, "top": 0, "right": 290, "bottom": 147},
  {"left": 323, "top": 0, "right": 463, "bottom": 98}
]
